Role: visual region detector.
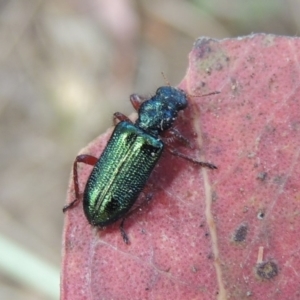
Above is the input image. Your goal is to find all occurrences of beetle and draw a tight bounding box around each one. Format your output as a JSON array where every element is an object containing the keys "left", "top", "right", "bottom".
[{"left": 63, "top": 86, "right": 217, "bottom": 243}]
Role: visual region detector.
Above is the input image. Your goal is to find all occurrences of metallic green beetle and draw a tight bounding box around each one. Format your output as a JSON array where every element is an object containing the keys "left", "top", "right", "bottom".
[{"left": 63, "top": 86, "right": 216, "bottom": 243}]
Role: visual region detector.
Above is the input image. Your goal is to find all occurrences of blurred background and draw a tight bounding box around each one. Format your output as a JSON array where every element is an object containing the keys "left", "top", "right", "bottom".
[{"left": 0, "top": 0, "right": 299, "bottom": 299}]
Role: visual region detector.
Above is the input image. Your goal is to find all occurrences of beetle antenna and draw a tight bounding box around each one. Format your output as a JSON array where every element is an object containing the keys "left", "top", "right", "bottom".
[
  {"left": 161, "top": 72, "right": 171, "bottom": 86},
  {"left": 189, "top": 90, "right": 220, "bottom": 98}
]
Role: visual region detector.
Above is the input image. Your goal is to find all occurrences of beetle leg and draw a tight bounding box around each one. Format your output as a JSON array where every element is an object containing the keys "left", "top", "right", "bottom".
[
  {"left": 163, "top": 129, "right": 216, "bottom": 168},
  {"left": 63, "top": 154, "right": 98, "bottom": 212},
  {"left": 113, "top": 112, "right": 132, "bottom": 125},
  {"left": 170, "top": 128, "right": 190, "bottom": 145},
  {"left": 130, "top": 192, "right": 153, "bottom": 213},
  {"left": 130, "top": 93, "right": 147, "bottom": 111},
  {"left": 120, "top": 219, "right": 130, "bottom": 244},
  {"left": 167, "top": 148, "right": 217, "bottom": 169},
  {"left": 162, "top": 128, "right": 193, "bottom": 148},
  {"left": 119, "top": 192, "right": 153, "bottom": 244}
]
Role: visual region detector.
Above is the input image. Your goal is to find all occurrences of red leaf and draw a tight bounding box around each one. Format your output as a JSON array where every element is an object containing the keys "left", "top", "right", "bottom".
[{"left": 61, "top": 34, "right": 300, "bottom": 299}]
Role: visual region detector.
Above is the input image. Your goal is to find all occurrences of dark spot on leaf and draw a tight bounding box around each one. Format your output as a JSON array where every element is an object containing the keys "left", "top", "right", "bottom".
[
  {"left": 273, "top": 175, "right": 285, "bottom": 185},
  {"left": 194, "top": 37, "right": 215, "bottom": 58},
  {"left": 212, "top": 191, "right": 218, "bottom": 202},
  {"left": 233, "top": 223, "right": 248, "bottom": 242},
  {"left": 257, "top": 209, "right": 265, "bottom": 219},
  {"left": 207, "top": 253, "right": 213, "bottom": 259},
  {"left": 255, "top": 261, "right": 278, "bottom": 280},
  {"left": 257, "top": 172, "right": 267, "bottom": 181}
]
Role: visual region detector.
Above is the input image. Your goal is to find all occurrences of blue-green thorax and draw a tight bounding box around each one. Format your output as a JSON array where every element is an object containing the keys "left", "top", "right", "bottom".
[{"left": 135, "top": 86, "right": 188, "bottom": 136}]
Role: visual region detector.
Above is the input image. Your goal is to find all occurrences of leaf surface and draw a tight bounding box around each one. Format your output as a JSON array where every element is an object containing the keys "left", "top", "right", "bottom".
[{"left": 62, "top": 34, "right": 300, "bottom": 300}]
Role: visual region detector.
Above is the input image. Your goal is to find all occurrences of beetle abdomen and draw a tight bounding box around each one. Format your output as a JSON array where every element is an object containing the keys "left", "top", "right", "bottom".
[{"left": 83, "top": 121, "right": 163, "bottom": 226}]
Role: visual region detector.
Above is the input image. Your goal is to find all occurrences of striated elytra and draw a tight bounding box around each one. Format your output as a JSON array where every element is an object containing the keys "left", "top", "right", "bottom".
[{"left": 63, "top": 86, "right": 217, "bottom": 243}]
